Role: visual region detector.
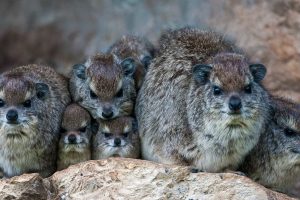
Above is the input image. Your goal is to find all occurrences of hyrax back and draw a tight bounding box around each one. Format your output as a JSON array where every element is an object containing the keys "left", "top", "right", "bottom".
[
  {"left": 108, "top": 35, "right": 156, "bottom": 90},
  {"left": 92, "top": 116, "right": 140, "bottom": 159},
  {"left": 240, "top": 97, "right": 300, "bottom": 194},
  {"left": 57, "top": 103, "right": 93, "bottom": 170},
  {"left": 69, "top": 53, "right": 137, "bottom": 120},
  {"left": 136, "top": 27, "right": 271, "bottom": 172},
  {"left": 0, "top": 64, "right": 70, "bottom": 177}
]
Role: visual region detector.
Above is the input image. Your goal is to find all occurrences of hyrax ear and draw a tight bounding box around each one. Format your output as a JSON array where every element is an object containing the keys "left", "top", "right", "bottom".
[
  {"left": 249, "top": 64, "right": 267, "bottom": 82},
  {"left": 121, "top": 57, "right": 136, "bottom": 77},
  {"left": 73, "top": 64, "right": 86, "bottom": 80},
  {"left": 192, "top": 64, "right": 212, "bottom": 85},
  {"left": 141, "top": 55, "right": 152, "bottom": 70},
  {"left": 36, "top": 83, "right": 49, "bottom": 100}
]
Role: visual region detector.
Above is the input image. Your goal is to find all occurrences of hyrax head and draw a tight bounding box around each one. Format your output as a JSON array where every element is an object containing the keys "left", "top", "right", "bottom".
[
  {"left": 59, "top": 103, "right": 92, "bottom": 152},
  {"left": 70, "top": 53, "right": 136, "bottom": 120},
  {"left": 96, "top": 116, "right": 137, "bottom": 149},
  {"left": 0, "top": 72, "right": 50, "bottom": 137},
  {"left": 191, "top": 53, "right": 268, "bottom": 127}
]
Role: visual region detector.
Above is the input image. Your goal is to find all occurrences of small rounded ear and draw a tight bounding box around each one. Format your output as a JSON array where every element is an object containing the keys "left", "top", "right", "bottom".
[
  {"left": 36, "top": 83, "right": 49, "bottom": 100},
  {"left": 73, "top": 64, "right": 86, "bottom": 80},
  {"left": 192, "top": 64, "right": 212, "bottom": 85},
  {"left": 249, "top": 64, "right": 267, "bottom": 82},
  {"left": 141, "top": 55, "right": 152, "bottom": 70},
  {"left": 121, "top": 57, "right": 136, "bottom": 77}
]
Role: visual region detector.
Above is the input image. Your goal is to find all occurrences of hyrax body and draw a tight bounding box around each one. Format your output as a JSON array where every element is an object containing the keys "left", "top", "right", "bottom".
[
  {"left": 240, "top": 97, "right": 300, "bottom": 194},
  {"left": 69, "top": 53, "right": 137, "bottom": 120},
  {"left": 92, "top": 116, "right": 140, "bottom": 159},
  {"left": 108, "top": 35, "right": 156, "bottom": 90},
  {"left": 57, "top": 103, "right": 93, "bottom": 170},
  {"left": 0, "top": 65, "right": 70, "bottom": 177},
  {"left": 136, "top": 27, "right": 271, "bottom": 172}
]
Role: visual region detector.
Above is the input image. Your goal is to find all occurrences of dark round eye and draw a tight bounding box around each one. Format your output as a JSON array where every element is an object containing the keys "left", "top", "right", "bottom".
[
  {"left": 213, "top": 86, "right": 222, "bottom": 96},
  {"left": 284, "top": 128, "right": 297, "bottom": 137},
  {"left": 60, "top": 128, "right": 67, "bottom": 133},
  {"left": 104, "top": 132, "right": 112, "bottom": 138},
  {"left": 123, "top": 132, "right": 129, "bottom": 137},
  {"left": 244, "top": 84, "right": 252, "bottom": 94},
  {"left": 90, "top": 90, "right": 97, "bottom": 99},
  {"left": 23, "top": 100, "right": 32, "bottom": 108},
  {"left": 115, "top": 88, "right": 123, "bottom": 98},
  {"left": 0, "top": 99, "right": 5, "bottom": 107},
  {"left": 79, "top": 126, "right": 87, "bottom": 132}
]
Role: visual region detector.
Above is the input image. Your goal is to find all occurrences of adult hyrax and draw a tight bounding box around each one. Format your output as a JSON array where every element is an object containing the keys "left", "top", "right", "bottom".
[
  {"left": 0, "top": 65, "right": 70, "bottom": 177},
  {"left": 92, "top": 116, "right": 140, "bottom": 159},
  {"left": 57, "top": 103, "right": 93, "bottom": 170},
  {"left": 108, "top": 35, "right": 156, "bottom": 90},
  {"left": 69, "top": 53, "right": 136, "bottom": 120},
  {"left": 240, "top": 97, "right": 300, "bottom": 194},
  {"left": 136, "top": 27, "right": 271, "bottom": 172}
]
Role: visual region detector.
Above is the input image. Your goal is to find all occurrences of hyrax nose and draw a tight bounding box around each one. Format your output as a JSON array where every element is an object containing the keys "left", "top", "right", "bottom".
[
  {"left": 6, "top": 109, "right": 18, "bottom": 123},
  {"left": 102, "top": 107, "right": 113, "bottom": 119},
  {"left": 114, "top": 138, "right": 121, "bottom": 146},
  {"left": 229, "top": 96, "right": 242, "bottom": 111},
  {"left": 68, "top": 134, "right": 77, "bottom": 144}
]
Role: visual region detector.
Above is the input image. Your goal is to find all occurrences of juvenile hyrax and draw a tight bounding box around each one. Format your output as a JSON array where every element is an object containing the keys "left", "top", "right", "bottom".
[
  {"left": 69, "top": 53, "right": 136, "bottom": 120},
  {"left": 240, "top": 98, "right": 300, "bottom": 194},
  {"left": 57, "top": 103, "right": 93, "bottom": 170},
  {"left": 92, "top": 117, "right": 140, "bottom": 159},
  {"left": 108, "top": 35, "right": 156, "bottom": 90},
  {"left": 136, "top": 27, "right": 271, "bottom": 172},
  {"left": 0, "top": 65, "right": 70, "bottom": 177}
]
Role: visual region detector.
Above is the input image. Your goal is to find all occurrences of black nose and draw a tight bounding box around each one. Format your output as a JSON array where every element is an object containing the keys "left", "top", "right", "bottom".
[
  {"left": 229, "top": 96, "right": 242, "bottom": 111},
  {"left": 6, "top": 109, "right": 18, "bottom": 123},
  {"left": 114, "top": 138, "right": 121, "bottom": 146},
  {"left": 68, "top": 134, "right": 77, "bottom": 144},
  {"left": 102, "top": 107, "right": 113, "bottom": 119}
]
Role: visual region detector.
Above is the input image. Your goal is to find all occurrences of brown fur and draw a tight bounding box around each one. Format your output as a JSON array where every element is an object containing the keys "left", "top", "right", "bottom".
[
  {"left": 57, "top": 103, "right": 92, "bottom": 170},
  {"left": 92, "top": 116, "right": 140, "bottom": 159},
  {"left": 136, "top": 27, "right": 271, "bottom": 172},
  {"left": 0, "top": 64, "right": 70, "bottom": 177}
]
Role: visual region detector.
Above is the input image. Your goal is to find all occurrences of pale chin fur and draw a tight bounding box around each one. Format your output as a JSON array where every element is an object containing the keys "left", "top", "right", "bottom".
[
  {"left": 101, "top": 143, "right": 133, "bottom": 158},
  {"left": 62, "top": 144, "right": 88, "bottom": 153}
]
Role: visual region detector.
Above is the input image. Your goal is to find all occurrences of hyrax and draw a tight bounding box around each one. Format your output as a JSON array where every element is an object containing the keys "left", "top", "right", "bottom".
[
  {"left": 69, "top": 53, "right": 137, "bottom": 120},
  {"left": 0, "top": 65, "right": 70, "bottom": 177},
  {"left": 57, "top": 103, "right": 93, "bottom": 170},
  {"left": 92, "top": 116, "right": 140, "bottom": 159},
  {"left": 136, "top": 27, "right": 271, "bottom": 172},
  {"left": 108, "top": 35, "right": 156, "bottom": 90},
  {"left": 240, "top": 97, "right": 300, "bottom": 194}
]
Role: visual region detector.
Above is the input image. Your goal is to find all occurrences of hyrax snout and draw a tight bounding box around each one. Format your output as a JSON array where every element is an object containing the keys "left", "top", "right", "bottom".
[
  {"left": 57, "top": 103, "right": 93, "bottom": 170},
  {"left": 69, "top": 53, "right": 137, "bottom": 120},
  {"left": 92, "top": 116, "right": 140, "bottom": 159}
]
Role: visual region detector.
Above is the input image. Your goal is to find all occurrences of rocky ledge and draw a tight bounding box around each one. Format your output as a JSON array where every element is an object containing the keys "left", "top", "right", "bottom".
[{"left": 0, "top": 158, "right": 296, "bottom": 200}]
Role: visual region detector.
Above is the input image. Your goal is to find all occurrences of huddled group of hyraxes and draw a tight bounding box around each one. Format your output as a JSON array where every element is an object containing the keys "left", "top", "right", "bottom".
[{"left": 0, "top": 27, "right": 299, "bottom": 195}]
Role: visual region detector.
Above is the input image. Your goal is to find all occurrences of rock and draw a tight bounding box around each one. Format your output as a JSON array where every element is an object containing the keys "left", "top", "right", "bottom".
[{"left": 0, "top": 158, "right": 296, "bottom": 200}]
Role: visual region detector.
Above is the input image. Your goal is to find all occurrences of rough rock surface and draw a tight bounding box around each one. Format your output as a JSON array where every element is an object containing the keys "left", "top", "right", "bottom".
[{"left": 0, "top": 158, "right": 297, "bottom": 200}]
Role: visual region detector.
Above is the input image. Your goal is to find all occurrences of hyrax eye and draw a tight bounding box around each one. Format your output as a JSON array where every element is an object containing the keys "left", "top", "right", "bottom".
[
  {"left": 79, "top": 126, "right": 87, "bottom": 132},
  {"left": 0, "top": 99, "right": 5, "bottom": 107},
  {"left": 90, "top": 90, "right": 97, "bottom": 99},
  {"left": 244, "top": 84, "right": 252, "bottom": 94},
  {"left": 213, "top": 86, "right": 222, "bottom": 96},
  {"left": 104, "top": 132, "right": 112, "bottom": 138},
  {"left": 23, "top": 100, "right": 32, "bottom": 108},
  {"left": 60, "top": 128, "right": 67, "bottom": 133},
  {"left": 115, "top": 88, "right": 123, "bottom": 98},
  {"left": 123, "top": 132, "right": 129, "bottom": 137},
  {"left": 284, "top": 128, "right": 297, "bottom": 137}
]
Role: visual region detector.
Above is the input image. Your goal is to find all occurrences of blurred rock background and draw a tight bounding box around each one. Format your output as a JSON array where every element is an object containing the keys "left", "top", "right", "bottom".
[{"left": 0, "top": 0, "right": 299, "bottom": 197}]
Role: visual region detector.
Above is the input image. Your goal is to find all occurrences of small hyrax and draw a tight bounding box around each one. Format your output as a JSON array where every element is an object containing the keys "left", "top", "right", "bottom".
[{"left": 57, "top": 103, "right": 93, "bottom": 170}]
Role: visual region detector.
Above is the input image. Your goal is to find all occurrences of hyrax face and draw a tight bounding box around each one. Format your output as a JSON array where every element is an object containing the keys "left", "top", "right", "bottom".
[
  {"left": 192, "top": 53, "right": 268, "bottom": 128},
  {"left": 70, "top": 53, "right": 136, "bottom": 120},
  {"left": 93, "top": 117, "right": 139, "bottom": 158},
  {"left": 59, "top": 104, "right": 92, "bottom": 152},
  {"left": 0, "top": 73, "right": 50, "bottom": 138}
]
